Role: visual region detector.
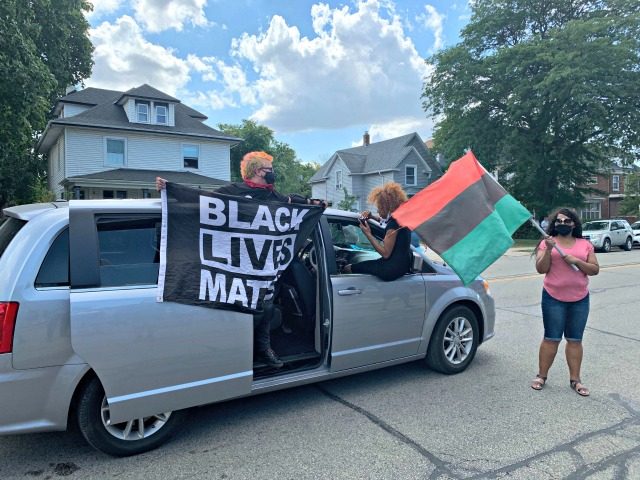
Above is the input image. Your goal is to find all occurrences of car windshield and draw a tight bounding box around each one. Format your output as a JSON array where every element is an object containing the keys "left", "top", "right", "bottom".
[
  {"left": 583, "top": 221, "right": 608, "bottom": 230},
  {"left": 0, "top": 216, "right": 27, "bottom": 260},
  {"left": 632, "top": 222, "right": 640, "bottom": 230},
  {"left": 329, "top": 222, "right": 376, "bottom": 251}
]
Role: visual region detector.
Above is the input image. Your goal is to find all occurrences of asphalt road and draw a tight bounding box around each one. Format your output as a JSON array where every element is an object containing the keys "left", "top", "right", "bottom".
[{"left": 1, "top": 248, "right": 639, "bottom": 479}]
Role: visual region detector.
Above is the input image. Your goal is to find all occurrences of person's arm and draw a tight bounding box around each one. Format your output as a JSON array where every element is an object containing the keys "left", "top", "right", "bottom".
[
  {"left": 288, "top": 193, "right": 327, "bottom": 208},
  {"left": 359, "top": 222, "right": 400, "bottom": 259},
  {"left": 535, "top": 238, "right": 553, "bottom": 274},
  {"left": 563, "top": 251, "right": 599, "bottom": 276}
]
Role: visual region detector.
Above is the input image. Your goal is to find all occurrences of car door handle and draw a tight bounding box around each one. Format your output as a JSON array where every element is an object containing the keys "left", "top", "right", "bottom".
[{"left": 338, "top": 287, "right": 362, "bottom": 296}]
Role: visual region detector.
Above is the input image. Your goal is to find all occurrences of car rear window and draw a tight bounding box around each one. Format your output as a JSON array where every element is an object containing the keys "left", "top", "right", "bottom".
[
  {"left": 0, "top": 217, "right": 27, "bottom": 260},
  {"left": 97, "top": 216, "right": 161, "bottom": 287},
  {"left": 35, "top": 229, "right": 69, "bottom": 288}
]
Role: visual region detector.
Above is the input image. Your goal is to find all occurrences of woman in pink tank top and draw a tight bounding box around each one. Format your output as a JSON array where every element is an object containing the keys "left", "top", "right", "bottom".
[{"left": 531, "top": 208, "right": 599, "bottom": 396}]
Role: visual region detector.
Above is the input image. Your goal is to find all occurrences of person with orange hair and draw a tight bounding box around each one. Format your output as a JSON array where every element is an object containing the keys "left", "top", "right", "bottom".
[
  {"left": 343, "top": 182, "right": 411, "bottom": 281},
  {"left": 156, "top": 151, "right": 325, "bottom": 368}
]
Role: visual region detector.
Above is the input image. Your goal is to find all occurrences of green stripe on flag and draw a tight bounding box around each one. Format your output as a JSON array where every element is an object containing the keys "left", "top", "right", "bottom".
[
  {"left": 494, "top": 194, "right": 531, "bottom": 235},
  {"left": 440, "top": 195, "right": 531, "bottom": 285}
]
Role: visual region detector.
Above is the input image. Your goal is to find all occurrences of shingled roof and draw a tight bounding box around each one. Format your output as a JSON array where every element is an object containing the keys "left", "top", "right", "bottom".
[
  {"left": 310, "top": 132, "right": 441, "bottom": 182},
  {"left": 65, "top": 168, "right": 228, "bottom": 187},
  {"left": 38, "top": 85, "right": 236, "bottom": 153}
]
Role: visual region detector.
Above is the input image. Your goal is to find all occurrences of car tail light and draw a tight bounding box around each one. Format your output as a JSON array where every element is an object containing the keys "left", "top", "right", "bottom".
[{"left": 0, "top": 302, "right": 19, "bottom": 354}]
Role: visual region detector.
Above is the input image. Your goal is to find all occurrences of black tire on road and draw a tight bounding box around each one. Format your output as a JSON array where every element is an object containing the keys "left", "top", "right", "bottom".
[
  {"left": 623, "top": 237, "right": 633, "bottom": 251},
  {"left": 601, "top": 238, "right": 611, "bottom": 253},
  {"left": 77, "top": 377, "right": 188, "bottom": 457},
  {"left": 425, "top": 305, "right": 479, "bottom": 375}
]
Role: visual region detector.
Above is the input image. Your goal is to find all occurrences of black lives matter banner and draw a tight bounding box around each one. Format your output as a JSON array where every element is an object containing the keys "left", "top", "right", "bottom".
[{"left": 157, "top": 183, "right": 323, "bottom": 313}]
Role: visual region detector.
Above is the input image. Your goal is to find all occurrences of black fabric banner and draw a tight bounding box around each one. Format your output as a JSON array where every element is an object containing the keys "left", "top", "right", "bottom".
[{"left": 157, "top": 183, "right": 323, "bottom": 313}]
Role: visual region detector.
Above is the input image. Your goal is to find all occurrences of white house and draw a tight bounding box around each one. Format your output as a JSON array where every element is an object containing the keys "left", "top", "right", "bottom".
[
  {"left": 37, "top": 84, "right": 240, "bottom": 200},
  {"left": 310, "top": 132, "right": 443, "bottom": 211}
]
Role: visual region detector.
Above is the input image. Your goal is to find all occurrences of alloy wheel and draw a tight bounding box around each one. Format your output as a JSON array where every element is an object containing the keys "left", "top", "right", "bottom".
[
  {"left": 442, "top": 316, "right": 474, "bottom": 365},
  {"left": 100, "top": 397, "right": 172, "bottom": 441}
]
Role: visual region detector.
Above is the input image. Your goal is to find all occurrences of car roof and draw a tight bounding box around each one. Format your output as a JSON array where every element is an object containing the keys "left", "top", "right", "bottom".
[
  {"left": 3, "top": 201, "right": 356, "bottom": 221},
  {"left": 2, "top": 201, "right": 69, "bottom": 221}
]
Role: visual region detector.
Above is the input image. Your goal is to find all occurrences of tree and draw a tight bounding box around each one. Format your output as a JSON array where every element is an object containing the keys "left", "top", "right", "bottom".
[
  {"left": 0, "top": 0, "right": 93, "bottom": 209},
  {"left": 619, "top": 172, "right": 640, "bottom": 216},
  {"left": 337, "top": 188, "right": 358, "bottom": 211},
  {"left": 218, "top": 120, "right": 318, "bottom": 196},
  {"left": 423, "top": 0, "right": 640, "bottom": 217},
  {"left": 217, "top": 120, "right": 274, "bottom": 182}
]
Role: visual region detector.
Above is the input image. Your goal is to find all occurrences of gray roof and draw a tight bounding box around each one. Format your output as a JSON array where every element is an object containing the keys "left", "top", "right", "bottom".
[
  {"left": 65, "top": 168, "right": 228, "bottom": 186},
  {"left": 310, "top": 132, "right": 442, "bottom": 182},
  {"left": 118, "top": 84, "right": 180, "bottom": 103},
  {"left": 38, "top": 86, "right": 235, "bottom": 153}
]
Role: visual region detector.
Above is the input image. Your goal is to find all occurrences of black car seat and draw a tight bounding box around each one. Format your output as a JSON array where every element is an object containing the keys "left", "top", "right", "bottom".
[{"left": 281, "top": 257, "right": 316, "bottom": 332}]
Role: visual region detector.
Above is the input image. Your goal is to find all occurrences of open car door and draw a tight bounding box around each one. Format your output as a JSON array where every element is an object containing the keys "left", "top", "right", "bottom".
[{"left": 69, "top": 202, "right": 253, "bottom": 423}]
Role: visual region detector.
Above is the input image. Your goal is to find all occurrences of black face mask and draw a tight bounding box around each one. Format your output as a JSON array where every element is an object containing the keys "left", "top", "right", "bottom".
[
  {"left": 555, "top": 224, "right": 573, "bottom": 236},
  {"left": 264, "top": 171, "right": 276, "bottom": 185}
]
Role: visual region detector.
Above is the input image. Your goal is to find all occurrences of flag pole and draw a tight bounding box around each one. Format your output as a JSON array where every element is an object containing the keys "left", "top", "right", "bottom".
[{"left": 528, "top": 218, "right": 579, "bottom": 271}]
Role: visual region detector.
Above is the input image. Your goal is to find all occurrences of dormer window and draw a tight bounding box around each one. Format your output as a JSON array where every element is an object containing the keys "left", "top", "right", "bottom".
[
  {"left": 155, "top": 104, "right": 168, "bottom": 124},
  {"left": 136, "top": 101, "right": 149, "bottom": 122}
]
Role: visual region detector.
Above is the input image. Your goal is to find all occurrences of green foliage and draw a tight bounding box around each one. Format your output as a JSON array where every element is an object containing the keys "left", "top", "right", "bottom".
[
  {"left": 423, "top": 0, "right": 640, "bottom": 217},
  {"left": 217, "top": 120, "right": 274, "bottom": 182},
  {"left": 337, "top": 188, "right": 358, "bottom": 211},
  {"left": 30, "top": 173, "right": 55, "bottom": 203},
  {"left": 0, "top": 0, "right": 93, "bottom": 209},
  {"left": 619, "top": 172, "right": 640, "bottom": 216},
  {"left": 218, "top": 120, "right": 319, "bottom": 197}
]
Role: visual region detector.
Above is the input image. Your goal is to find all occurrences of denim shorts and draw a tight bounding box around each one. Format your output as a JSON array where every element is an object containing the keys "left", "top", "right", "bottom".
[{"left": 541, "top": 289, "right": 590, "bottom": 342}]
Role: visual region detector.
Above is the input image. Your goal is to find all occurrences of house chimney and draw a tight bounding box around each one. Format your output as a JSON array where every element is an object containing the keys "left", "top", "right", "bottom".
[{"left": 363, "top": 131, "right": 370, "bottom": 147}]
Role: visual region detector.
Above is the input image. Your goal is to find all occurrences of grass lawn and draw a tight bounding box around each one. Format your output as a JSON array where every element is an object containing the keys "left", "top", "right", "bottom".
[{"left": 512, "top": 238, "right": 540, "bottom": 250}]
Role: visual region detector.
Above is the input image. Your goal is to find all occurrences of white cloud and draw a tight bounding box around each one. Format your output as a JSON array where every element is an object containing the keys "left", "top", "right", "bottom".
[
  {"left": 85, "top": 0, "right": 123, "bottom": 19},
  {"left": 87, "top": 16, "right": 191, "bottom": 95},
  {"left": 133, "top": 0, "right": 209, "bottom": 33},
  {"left": 222, "top": 0, "right": 430, "bottom": 133},
  {"left": 417, "top": 5, "right": 445, "bottom": 52},
  {"left": 351, "top": 117, "right": 435, "bottom": 146}
]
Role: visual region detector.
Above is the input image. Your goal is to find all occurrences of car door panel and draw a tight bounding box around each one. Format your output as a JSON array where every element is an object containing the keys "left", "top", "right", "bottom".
[
  {"left": 330, "top": 273, "right": 426, "bottom": 370},
  {"left": 69, "top": 204, "right": 253, "bottom": 424}
]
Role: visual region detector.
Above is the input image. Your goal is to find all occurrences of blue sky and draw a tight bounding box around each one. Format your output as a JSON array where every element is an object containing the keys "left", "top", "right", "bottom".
[{"left": 85, "top": 0, "right": 472, "bottom": 164}]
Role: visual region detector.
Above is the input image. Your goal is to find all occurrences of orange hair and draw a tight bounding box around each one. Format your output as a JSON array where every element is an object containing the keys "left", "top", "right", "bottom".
[
  {"left": 368, "top": 182, "right": 408, "bottom": 214},
  {"left": 240, "top": 151, "right": 273, "bottom": 180}
]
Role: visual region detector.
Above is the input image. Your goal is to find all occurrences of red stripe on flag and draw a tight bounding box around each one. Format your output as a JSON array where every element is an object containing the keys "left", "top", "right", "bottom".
[{"left": 393, "top": 151, "right": 486, "bottom": 229}]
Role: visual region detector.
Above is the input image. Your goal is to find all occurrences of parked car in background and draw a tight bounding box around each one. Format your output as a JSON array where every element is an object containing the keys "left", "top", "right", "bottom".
[
  {"left": 0, "top": 200, "right": 495, "bottom": 457},
  {"left": 581, "top": 219, "right": 634, "bottom": 252}
]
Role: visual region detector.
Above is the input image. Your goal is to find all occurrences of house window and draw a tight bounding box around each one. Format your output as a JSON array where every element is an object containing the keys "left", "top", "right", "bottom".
[
  {"left": 155, "top": 104, "right": 168, "bottom": 124},
  {"left": 580, "top": 202, "right": 601, "bottom": 220},
  {"left": 116, "top": 190, "right": 127, "bottom": 199},
  {"left": 612, "top": 175, "right": 620, "bottom": 192},
  {"left": 587, "top": 176, "right": 598, "bottom": 185},
  {"left": 335, "top": 170, "right": 343, "bottom": 190},
  {"left": 103, "top": 190, "right": 114, "bottom": 199},
  {"left": 405, "top": 165, "right": 417, "bottom": 186},
  {"left": 136, "top": 101, "right": 149, "bottom": 122},
  {"left": 105, "top": 138, "right": 126, "bottom": 167},
  {"left": 183, "top": 144, "right": 199, "bottom": 169}
]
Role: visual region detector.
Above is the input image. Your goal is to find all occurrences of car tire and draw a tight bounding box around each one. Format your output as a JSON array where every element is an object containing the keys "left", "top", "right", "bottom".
[
  {"left": 623, "top": 237, "right": 633, "bottom": 251},
  {"left": 77, "top": 377, "right": 188, "bottom": 457},
  {"left": 425, "top": 305, "right": 479, "bottom": 375},
  {"left": 601, "top": 238, "right": 611, "bottom": 253}
]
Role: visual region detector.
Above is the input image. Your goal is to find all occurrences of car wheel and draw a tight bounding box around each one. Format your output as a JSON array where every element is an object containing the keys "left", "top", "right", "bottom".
[
  {"left": 601, "top": 238, "right": 611, "bottom": 253},
  {"left": 425, "top": 305, "right": 479, "bottom": 375},
  {"left": 623, "top": 237, "right": 633, "bottom": 251},
  {"left": 77, "top": 377, "right": 188, "bottom": 457}
]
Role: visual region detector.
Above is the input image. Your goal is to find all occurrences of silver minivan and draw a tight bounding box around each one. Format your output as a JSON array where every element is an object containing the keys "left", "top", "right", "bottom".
[{"left": 0, "top": 200, "right": 495, "bottom": 456}]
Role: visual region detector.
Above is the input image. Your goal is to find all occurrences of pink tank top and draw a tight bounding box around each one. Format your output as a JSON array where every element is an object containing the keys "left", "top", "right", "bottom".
[{"left": 538, "top": 238, "right": 594, "bottom": 302}]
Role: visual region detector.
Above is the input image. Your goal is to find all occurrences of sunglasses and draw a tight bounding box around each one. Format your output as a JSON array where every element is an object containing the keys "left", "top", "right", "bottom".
[
  {"left": 555, "top": 218, "right": 574, "bottom": 225},
  {"left": 260, "top": 167, "right": 273, "bottom": 172}
]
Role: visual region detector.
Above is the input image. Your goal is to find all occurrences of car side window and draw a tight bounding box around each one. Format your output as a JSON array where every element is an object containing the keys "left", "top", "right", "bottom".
[
  {"left": 97, "top": 216, "right": 160, "bottom": 287},
  {"left": 35, "top": 228, "right": 69, "bottom": 288}
]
